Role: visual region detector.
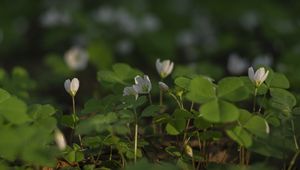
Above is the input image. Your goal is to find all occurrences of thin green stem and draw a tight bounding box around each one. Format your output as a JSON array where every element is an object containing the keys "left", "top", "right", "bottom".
[
  {"left": 72, "top": 96, "right": 83, "bottom": 147},
  {"left": 134, "top": 123, "right": 138, "bottom": 163},
  {"left": 109, "top": 145, "right": 113, "bottom": 161},
  {"left": 133, "top": 108, "right": 138, "bottom": 163},
  {"left": 159, "top": 89, "right": 163, "bottom": 106},
  {"left": 148, "top": 93, "right": 153, "bottom": 105},
  {"left": 288, "top": 150, "right": 300, "bottom": 170},
  {"left": 196, "top": 132, "right": 202, "bottom": 170},
  {"left": 183, "top": 119, "right": 191, "bottom": 144},
  {"left": 291, "top": 120, "right": 299, "bottom": 150},
  {"left": 258, "top": 92, "right": 267, "bottom": 114},
  {"left": 169, "top": 92, "right": 183, "bottom": 109},
  {"left": 253, "top": 88, "right": 258, "bottom": 113}
]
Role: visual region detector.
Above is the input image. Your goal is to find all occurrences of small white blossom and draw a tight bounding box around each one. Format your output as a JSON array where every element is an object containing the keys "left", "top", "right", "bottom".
[
  {"left": 54, "top": 130, "right": 66, "bottom": 151},
  {"left": 64, "top": 78, "right": 80, "bottom": 97},
  {"left": 64, "top": 47, "right": 89, "bottom": 71},
  {"left": 248, "top": 67, "right": 269, "bottom": 87},
  {"left": 158, "top": 81, "right": 169, "bottom": 92},
  {"left": 227, "top": 53, "right": 249, "bottom": 75},
  {"left": 133, "top": 75, "right": 152, "bottom": 94},
  {"left": 156, "top": 59, "right": 174, "bottom": 79},
  {"left": 123, "top": 86, "right": 138, "bottom": 99}
]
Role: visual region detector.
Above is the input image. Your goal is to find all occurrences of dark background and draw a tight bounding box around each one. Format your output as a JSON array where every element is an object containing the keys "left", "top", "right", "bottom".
[{"left": 1, "top": 0, "right": 300, "bottom": 109}]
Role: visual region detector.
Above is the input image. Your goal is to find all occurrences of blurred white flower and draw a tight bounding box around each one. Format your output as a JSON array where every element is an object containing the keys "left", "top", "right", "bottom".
[
  {"left": 64, "top": 47, "right": 89, "bottom": 71},
  {"left": 115, "top": 9, "right": 139, "bottom": 34},
  {"left": 156, "top": 59, "right": 174, "bottom": 79},
  {"left": 248, "top": 67, "right": 269, "bottom": 87},
  {"left": 40, "top": 8, "right": 71, "bottom": 27},
  {"left": 141, "top": 14, "right": 160, "bottom": 32},
  {"left": 158, "top": 81, "right": 169, "bottom": 92},
  {"left": 133, "top": 75, "right": 152, "bottom": 94},
  {"left": 253, "top": 55, "right": 273, "bottom": 67},
  {"left": 227, "top": 53, "right": 249, "bottom": 75},
  {"left": 93, "top": 6, "right": 115, "bottom": 24},
  {"left": 54, "top": 130, "right": 66, "bottom": 151},
  {"left": 176, "top": 31, "right": 195, "bottom": 46},
  {"left": 64, "top": 78, "right": 80, "bottom": 97},
  {"left": 123, "top": 86, "right": 138, "bottom": 99},
  {"left": 116, "top": 39, "right": 133, "bottom": 55},
  {"left": 240, "top": 11, "right": 258, "bottom": 31}
]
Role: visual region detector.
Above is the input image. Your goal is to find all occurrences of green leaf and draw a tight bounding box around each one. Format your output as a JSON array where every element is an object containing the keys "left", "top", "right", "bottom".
[
  {"left": 165, "top": 146, "right": 181, "bottom": 157},
  {"left": 28, "top": 104, "right": 56, "bottom": 120},
  {"left": 0, "top": 96, "right": 29, "bottom": 124},
  {"left": 226, "top": 126, "right": 252, "bottom": 147},
  {"left": 97, "top": 63, "right": 141, "bottom": 85},
  {"left": 174, "top": 77, "right": 191, "bottom": 90},
  {"left": 200, "top": 99, "right": 239, "bottom": 123},
  {"left": 244, "top": 116, "right": 268, "bottom": 138},
  {"left": 186, "top": 76, "right": 216, "bottom": 103},
  {"left": 165, "top": 117, "right": 186, "bottom": 136},
  {"left": 266, "top": 72, "right": 290, "bottom": 89},
  {"left": 194, "top": 117, "right": 211, "bottom": 129},
  {"left": 198, "top": 131, "right": 222, "bottom": 141},
  {"left": 113, "top": 63, "right": 141, "bottom": 81},
  {"left": 141, "top": 105, "right": 161, "bottom": 117},
  {"left": 217, "top": 77, "right": 249, "bottom": 102},
  {"left": 173, "top": 109, "right": 193, "bottom": 119},
  {"left": 269, "top": 88, "right": 296, "bottom": 116},
  {"left": 0, "top": 88, "right": 10, "bottom": 103}
]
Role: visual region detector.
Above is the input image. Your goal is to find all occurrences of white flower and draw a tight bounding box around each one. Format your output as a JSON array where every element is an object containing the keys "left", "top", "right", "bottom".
[
  {"left": 248, "top": 67, "right": 269, "bottom": 87},
  {"left": 227, "top": 53, "right": 249, "bottom": 75},
  {"left": 133, "top": 75, "right": 152, "bottom": 94},
  {"left": 64, "top": 47, "right": 89, "bottom": 71},
  {"left": 64, "top": 78, "right": 80, "bottom": 97},
  {"left": 54, "top": 130, "right": 66, "bottom": 151},
  {"left": 123, "top": 86, "right": 138, "bottom": 99},
  {"left": 156, "top": 59, "right": 174, "bottom": 78},
  {"left": 158, "top": 81, "right": 169, "bottom": 92}
]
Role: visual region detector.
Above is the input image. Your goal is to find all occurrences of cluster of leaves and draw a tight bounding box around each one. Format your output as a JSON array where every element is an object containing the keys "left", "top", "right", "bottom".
[
  {"left": 0, "top": 88, "right": 59, "bottom": 169},
  {"left": 0, "top": 63, "right": 299, "bottom": 170}
]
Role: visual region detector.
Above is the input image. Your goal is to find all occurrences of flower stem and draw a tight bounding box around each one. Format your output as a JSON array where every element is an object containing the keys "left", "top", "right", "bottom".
[
  {"left": 133, "top": 108, "right": 138, "bottom": 163},
  {"left": 72, "top": 96, "right": 83, "bottom": 147},
  {"left": 148, "top": 93, "right": 153, "bottom": 105},
  {"left": 134, "top": 123, "right": 138, "bottom": 163},
  {"left": 159, "top": 89, "right": 163, "bottom": 106},
  {"left": 253, "top": 88, "right": 258, "bottom": 113},
  {"left": 291, "top": 120, "right": 299, "bottom": 150},
  {"left": 288, "top": 150, "right": 300, "bottom": 170},
  {"left": 169, "top": 92, "right": 183, "bottom": 109}
]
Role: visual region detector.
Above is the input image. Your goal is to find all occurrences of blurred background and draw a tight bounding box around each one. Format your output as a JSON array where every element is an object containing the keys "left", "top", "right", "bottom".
[{"left": 1, "top": 0, "right": 300, "bottom": 109}]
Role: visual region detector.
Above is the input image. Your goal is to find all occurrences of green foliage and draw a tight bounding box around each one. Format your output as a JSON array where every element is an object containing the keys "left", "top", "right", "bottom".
[
  {"left": 0, "top": 88, "right": 59, "bottom": 167},
  {"left": 186, "top": 76, "right": 216, "bottom": 103},
  {"left": 200, "top": 99, "right": 240, "bottom": 123},
  {"left": 98, "top": 63, "right": 142, "bottom": 85},
  {"left": 217, "top": 77, "right": 250, "bottom": 102}
]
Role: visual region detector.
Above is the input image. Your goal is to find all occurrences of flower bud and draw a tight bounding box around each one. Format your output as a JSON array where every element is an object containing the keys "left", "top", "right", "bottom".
[
  {"left": 156, "top": 59, "right": 174, "bottom": 78},
  {"left": 64, "top": 78, "right": 80, "bottom": 97}
]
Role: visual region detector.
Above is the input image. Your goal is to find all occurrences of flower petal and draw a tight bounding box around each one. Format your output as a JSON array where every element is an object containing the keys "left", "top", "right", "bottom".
[
  {"left": 70, "top": 78, "right": 80, "bottom": 95},
  {"left": 248, "top": 67, "right": 255, "bottom": 82},
  {"left": 64, "top": 79, "right": 71, "bottom": 94}
]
